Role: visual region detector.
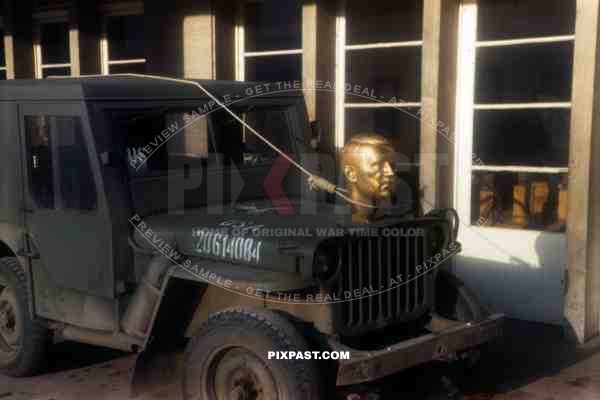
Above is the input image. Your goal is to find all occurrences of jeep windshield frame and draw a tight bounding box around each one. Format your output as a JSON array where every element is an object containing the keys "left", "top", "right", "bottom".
[
  {"left": 90, "top": 97, "right": 309, "bottom": 179},
  {"left": 87, "top": 96, "right": 312, "bottom": 216}
]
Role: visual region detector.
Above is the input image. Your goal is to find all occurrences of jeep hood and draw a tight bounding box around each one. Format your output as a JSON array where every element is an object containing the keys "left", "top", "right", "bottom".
[
  {"left": 131, "top": 198, "right": 348, "bottom": 276},
  {"left": 130, "top": 198, "right": 440, "bottom": 283}
]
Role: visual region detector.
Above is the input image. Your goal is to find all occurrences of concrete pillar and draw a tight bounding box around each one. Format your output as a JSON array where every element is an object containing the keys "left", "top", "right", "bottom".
[
  {"left": 420, "top": 0, "right": 460, "bottom": 211},
  {"left": 313, "top": 0, "right": 338, "bottom": 158},
  {"left": 302, "top": 0, "right": 317, "bottom": 123},
  {"left": 564, "top": 0, "right": 600, "bottom": 343},
  {"left": 3, "top": 0, "right": 34, "bottom": 79}
]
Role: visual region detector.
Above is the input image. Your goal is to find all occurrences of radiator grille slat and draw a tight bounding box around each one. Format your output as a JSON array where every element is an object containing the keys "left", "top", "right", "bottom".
[
  {"left": 335, "top": 228, "right": 433, "bottom": 335},
  {"left": 348, "top": 241, "right": 354, "bottom": 326},
  {"left": 404, "top": 237, "right": 410, "bottom": 312},
  {"left": 386, "top": 236, "right": 392, "bottom": 319},
  {"left": 358, "top": 241, "right": 363, "bottom": 324}
]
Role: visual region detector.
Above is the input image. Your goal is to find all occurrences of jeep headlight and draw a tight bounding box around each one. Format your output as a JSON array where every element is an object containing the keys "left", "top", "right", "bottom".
[{"left": 314, "top": 244, "right": 339, "bottom": 282}]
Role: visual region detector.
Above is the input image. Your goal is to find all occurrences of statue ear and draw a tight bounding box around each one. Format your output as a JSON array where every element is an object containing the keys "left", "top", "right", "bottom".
[{"left": 344, "top": 165, "right": 358, "bottom": 184}]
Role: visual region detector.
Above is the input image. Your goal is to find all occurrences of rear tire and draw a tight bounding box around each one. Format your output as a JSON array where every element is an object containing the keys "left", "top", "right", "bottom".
[
  {"left": 0, "top": 257, "right": 48, "bottom": 377},
  {"left": 183, "top": 307, "right": 322, "bottom": 400}
]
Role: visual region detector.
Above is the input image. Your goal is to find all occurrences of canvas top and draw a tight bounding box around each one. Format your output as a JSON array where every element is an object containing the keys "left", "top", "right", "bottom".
[{"left": 0, "top": 75, "right": 304, "bottom": 102}]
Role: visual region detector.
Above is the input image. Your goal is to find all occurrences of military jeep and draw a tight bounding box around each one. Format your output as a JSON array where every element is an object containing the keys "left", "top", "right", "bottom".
[{"left": 0, "top": 76, "right": 502, "bottom": 399}]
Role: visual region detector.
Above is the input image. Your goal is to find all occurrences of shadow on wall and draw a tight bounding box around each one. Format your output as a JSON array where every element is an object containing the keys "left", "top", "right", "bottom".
[{"left": 452, "top": 230, "right": 566, "bottom": 326}]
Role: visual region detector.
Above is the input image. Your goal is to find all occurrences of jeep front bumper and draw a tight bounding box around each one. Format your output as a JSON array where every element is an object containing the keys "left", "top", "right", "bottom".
[{"left": 330, "top": 313, "right": 504, "bottom": 386}]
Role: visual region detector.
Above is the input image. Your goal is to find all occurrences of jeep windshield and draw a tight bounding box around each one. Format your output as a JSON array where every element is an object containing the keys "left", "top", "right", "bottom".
[
  {"left": 103, "top": 100, "right": 302, "bottom": 177},
  {"left": 93, "top": 98, "right": 308, "bottom": 216}
]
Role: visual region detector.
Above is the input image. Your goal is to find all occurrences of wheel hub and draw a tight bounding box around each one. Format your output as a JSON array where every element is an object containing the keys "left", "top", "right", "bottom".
[
  {"left": 0, "top": 287, "right": 21, "bottom": 355},
  {"left": 229, "top": 371, "right": 261, "bottom": 400},
  {"left": 209, "top": 348, "right": 278, "bottom": 400},
  {"left": 0, "top": 304, "right": 16, "bottom": 333}
]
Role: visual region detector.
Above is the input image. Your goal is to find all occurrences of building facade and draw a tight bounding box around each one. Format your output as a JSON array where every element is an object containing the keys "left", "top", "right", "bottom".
[{"left": 1, "top": 0, "right": 599, "bottom": 343}]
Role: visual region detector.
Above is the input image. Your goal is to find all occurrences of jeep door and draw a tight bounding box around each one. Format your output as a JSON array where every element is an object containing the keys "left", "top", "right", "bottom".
[{"left": 18, "top": 103, "right": 114, "bottom": 298}]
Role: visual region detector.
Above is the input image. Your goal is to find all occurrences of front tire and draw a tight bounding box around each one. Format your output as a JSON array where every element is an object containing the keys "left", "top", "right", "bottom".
[
  {"left": 183, "top": 307, "right": 321, "bottom": 400},
  {"left": 0, "top": 257, "right": 48, "bottom": 377},
  {"left": 435, "top": 269, "right": 491, "bottom": 369}
]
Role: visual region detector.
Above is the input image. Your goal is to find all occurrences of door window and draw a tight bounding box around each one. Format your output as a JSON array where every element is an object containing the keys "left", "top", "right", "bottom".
[
  {"left": 55, "top": 117, "right": 97, "bottom": 210},
  {"left": 25, "top": 116, "right": 54, "bottom": 209},
  {"left": 25, "top": 115, "right": 97, "bottom": 210}
]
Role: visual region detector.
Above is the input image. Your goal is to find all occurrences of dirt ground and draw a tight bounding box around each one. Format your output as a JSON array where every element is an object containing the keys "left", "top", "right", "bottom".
[{"left": 2, "top": 320, "right": 600, "bottom": 400}]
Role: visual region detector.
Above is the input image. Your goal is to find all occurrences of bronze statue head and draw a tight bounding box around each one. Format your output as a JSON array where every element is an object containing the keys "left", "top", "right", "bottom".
[{"left": 341, "top": 134, "right": 396, "bottom": 221}]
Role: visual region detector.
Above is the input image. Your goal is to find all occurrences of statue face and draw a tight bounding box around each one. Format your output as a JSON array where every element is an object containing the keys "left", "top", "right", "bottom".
[{"left": 343, "top": 141, "right": 396, "bottom": 199}]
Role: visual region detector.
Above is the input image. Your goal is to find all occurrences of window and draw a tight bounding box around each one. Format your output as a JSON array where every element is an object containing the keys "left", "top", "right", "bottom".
[
  {"left": 35, "top": 21, "right": 72, "bottom": 78},
  {"left": 25, "top": 115, "right": 97, "bottom": 210},
  {"left": 456, "top": 0, "right": 575, "bottom": 232},
  {"left": 102, "top": 14, "right": 146, "bottom": 75},
  {"left": 237, "top": 107, "right": 292, "bottom": 166},
  {"left": 237, "top": 0, "right": 302, "bottom": 82},
  {"left": 336, "top": 0, "right": 423, "bottom": 210},
  {"left": 0, "top": 28, "right": 6, "bottom": 80},
  {"left": 55, "top": 117, "right": 97, "bottom": 210},
  {"left": 108, "top": 104, "right": 295, "bottom": 176},
  {"left": 25, "top": 116, "right": 54, "bottom": 208},
  {"left": 109, "top": 108, "right": 215, "bottom": 174}
]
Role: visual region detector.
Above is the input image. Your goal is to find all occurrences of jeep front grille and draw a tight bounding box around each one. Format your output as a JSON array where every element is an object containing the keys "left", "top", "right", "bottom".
[{"left": 332, "top": 234, "right": 433, "bottom": 336}]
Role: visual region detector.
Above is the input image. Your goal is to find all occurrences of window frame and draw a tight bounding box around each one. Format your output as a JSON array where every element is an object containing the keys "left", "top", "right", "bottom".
[
  {"left": 23, "top": 113, "right": 99, "bottom": 211},
  {"left": 95, "top": 98, "right": 302, "bottom": 177},
  {"left": 33, "top": 11, "right": 73, "bottom": 79},
  {"left": 235, "top": 0, "right": 303, "bottom": 82},
  {"left": 334, "top": 0, "right": 423, "bottom": 159},
  {"left": 0, "top": 18, "right": 7, "bottom": 79},
  {"left": 100, "top": 2, "right": 146, "bottom": 75},
  {"left": 454, "top": 0, "right": 574, "bottom": 232}
]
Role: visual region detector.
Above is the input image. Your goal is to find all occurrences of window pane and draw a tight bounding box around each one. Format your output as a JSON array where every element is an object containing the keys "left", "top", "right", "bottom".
[
  {"left": 0, "top": 70, "right": 6, "bottom": 80},
  {"left": 477, "top": 0, "right": 576, "bottom": 41},
  {"left": 109, "top": 62, "right": 147, "bottom": 74},
  {"left": 245, "top": 54, "right": 301, "bottom": 82},
  {"left": 110, "top": 104, "right": 296, "bottom": 175},
  {"left": 244, "top": 0, "right": 301, "bottom": 52},
  {"left": 241, "top": 108, "right": 292, "bottom": 166},
  {"left": 475, "top": 43, "right": 573, "bottom": 103},
  {"left": 471, "top": 171, "right": 567, "bottom": 232},
  {"left": 25, "top": 116, "right": 54, "bottom": 209},
  {"left": 109, "top": 107, "right": 216, "bottom": 175},
  {"left": 473, "top": 109, "right": 570, "bottom": 167},
  {"left": 347, "top": 0, "right": 422, "bottom": 45},
  {"left": 107, "top": 15, "right": 145, "bottom": 60},
  {"left": 42, "top": 67, "right": 71, "bottom": 78},
  {"left": 55, "top": 117, "right": 97, "bottom": 210},
  {"left": 0, "top": 29, "right": 5, "bottom": 66},
  {"left": 209, "top": 106, "right": 293, "bottom": 167},
  {"left": 345, "top": 108, "right": 421, "bottom": 164},
  {"left": 346, "top": 47, "right": 421, "bottom": 103},
  {"left": 40, "top": 22, "right": 70, "bottom": 64}
]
